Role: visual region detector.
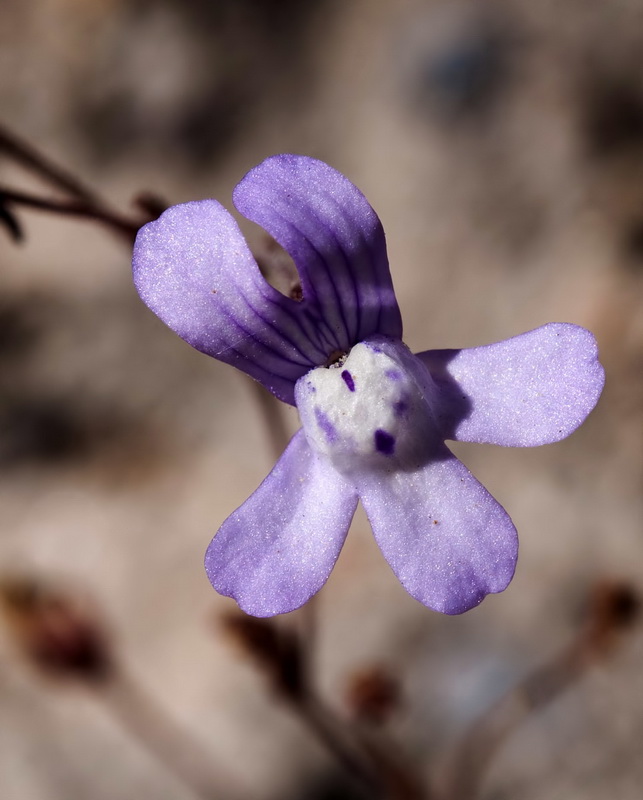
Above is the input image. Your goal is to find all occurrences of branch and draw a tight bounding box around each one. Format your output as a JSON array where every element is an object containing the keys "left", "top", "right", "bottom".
[
  {"left": 0, "top": 124, "right": 165, "bottom": 244},
  {"left": 0, "top": 575, "right": 246, "bottom": 800},
  {"left": 0, "top": 186, "right": 142, "bottom": 243},
  {"left": 0, "top": 124, "right": 99, "bottom": 204}
]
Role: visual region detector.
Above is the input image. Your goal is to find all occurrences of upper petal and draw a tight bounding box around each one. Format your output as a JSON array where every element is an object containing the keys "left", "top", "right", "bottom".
[
  {"left": 416, "top": 323, "right": 605, "bottom": 446},
  {"left": 356, "top": 446, "right": 518, "bottom": 614},
  {"left": 233, "top": 155, "right": 403, "bottom": 351},
  {"left": 133, "top": 199, "right": 330, "bottom": 404},
  {"left": 205, "top": 429, "right": 358, "bottom": 617}
]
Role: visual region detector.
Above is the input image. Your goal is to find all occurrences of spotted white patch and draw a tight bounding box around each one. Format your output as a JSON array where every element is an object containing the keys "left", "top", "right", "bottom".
[{"left": 295, "top": 338, "right": 435, "bottom": 473}]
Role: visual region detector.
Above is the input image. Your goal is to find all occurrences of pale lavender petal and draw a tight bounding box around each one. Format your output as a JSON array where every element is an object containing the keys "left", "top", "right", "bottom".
[
  {"left": 356, "top": 447, "right": 517, "bottom": 614},
  {"left": 416, "top": 323, "right": 605, "bottom": 446},
  {"left": 133, "top": 200, "right": 330, "bottom": 404},
  {"left": 205, "top": 430, "right": 358, "bottom": 617},
  {"left": 233, "top": 155, "right": 403, "bottom": 351}
]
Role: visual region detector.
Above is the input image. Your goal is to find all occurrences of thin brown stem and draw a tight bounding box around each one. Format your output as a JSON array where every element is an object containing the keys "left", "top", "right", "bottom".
[
  {"left": 245, "top": 376, "right": 421, "bottom": 798},
  {"left": 0, "top": 124, "right": 98, "bottom": 204},
  {"left": 0, "top": 185, "right": 142, "bottom": 243},
  {"left": 245, "top": 381, "right": 324, "bottom": 698},
  {"left": 436, "top": 582, "right": 640, "bottom": 800},
  {"left": 246, "top": 377, "right": 329, "bottom": 680},
  {"left": 1, "top": 122, "right": 422, "bottom": 799},
  {"left": 98, "top": 664, "right": 247, "bottom": 800},
  {"left": 436, "top": 640, "right": 590, "bottom": 800},
  {"left": 296, "top": 693, "right": 384, "bottom": 798},
  {"left": 0, "top": 125, "right": 161, "bottom": 244},
  {"left": 355, "top": 725, "right": 427, "bottom": 800},
  {"left": 0, "top": 575, "right": 245, "bottom": 800},
  {"left": 298, "top": 594, "right": 319, "bottom": 671},
  {"left": 223, "top": 611, "right": 425, "bottom": 798},
  {"left": 293, "top": 686, "right": 426, "bottom": 799}
]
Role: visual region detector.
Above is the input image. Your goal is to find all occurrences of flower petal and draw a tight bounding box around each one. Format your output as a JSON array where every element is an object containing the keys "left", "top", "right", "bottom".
[
  {"left": 205, "top": 429, "right": 358, "bottom": 617},
  {"left": 417, "top": 323, "right": 605, "bottom": 446},
  {"left": 133, "top": 200, "right": 330, "bottom": 404},
  {"left": 356, "top": 447, "right": 518, "bottom": 614},
  {"left": 233, "top": 155, "right": 403, "bottom": 351}
]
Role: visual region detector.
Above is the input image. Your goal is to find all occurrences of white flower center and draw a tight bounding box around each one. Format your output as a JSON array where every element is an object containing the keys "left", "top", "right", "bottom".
[{"left": 295, "top": 338, "right": 437, "bottom": 473}]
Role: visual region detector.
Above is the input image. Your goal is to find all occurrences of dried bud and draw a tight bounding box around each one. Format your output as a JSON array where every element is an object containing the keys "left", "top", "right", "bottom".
[
  {"left": 220, "top": 611, "right": 304, "bottom": 701},
  {"left": 586, "top": 580, "right": 640, "bottom": 652},
  {"left": 0, "top": 576, "right": 112, "bottom": 683},
  {"left": 345, "top": 666, "right": 401, "bottom": 725},
  {"left": 0, "top": 198, "right": 24, "bottom": 243},
  {"left": 289, "top": 282, "right": 303, "bottom": 302},
  {"left": 132, "top": 192, "right": 169, "bottom": 223}
]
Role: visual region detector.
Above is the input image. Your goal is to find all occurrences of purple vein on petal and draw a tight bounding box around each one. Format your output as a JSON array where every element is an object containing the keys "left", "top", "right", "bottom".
[
  {"left": 256, "top": 286, "right": 334, "bottom": 361},
  {"left": 266, "top": 209, "right": 351, "bottom": 348},
  {"left": 233, "top": 155, "right": 401, "bottom": 350},
  {"left": 304, "top": 179, "right": 399, "bottom": 341},
  {"left": 241, "top": 295, "right": 317, "bottom": 366},
  {"left": 283, "top": 195, "right": 363, "bottom": 344},
  {"left": 214, "top": 304, "right": 310, "bottom": 378}
]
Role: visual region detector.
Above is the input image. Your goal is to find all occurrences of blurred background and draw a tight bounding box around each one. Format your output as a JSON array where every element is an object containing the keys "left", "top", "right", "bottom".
[{"left": 0, "top": 0, "right": 642, "bottom": 798}]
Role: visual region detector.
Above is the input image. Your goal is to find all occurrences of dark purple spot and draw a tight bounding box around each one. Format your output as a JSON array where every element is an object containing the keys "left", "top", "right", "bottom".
[
  {"left": 341, "top": 370, "right": 355, "bottom": 391},
  {"left": 386, "top": 369, "right": 403, "bottom": 381},
  {"left": 393, "top": 399, "right": 408, "bottom": 417},
  {"left": 374, "top": 429, "right": 396, "bottom": 455},
  {"left": 315, "top": 408, "right": 338, "bottom": 443}
]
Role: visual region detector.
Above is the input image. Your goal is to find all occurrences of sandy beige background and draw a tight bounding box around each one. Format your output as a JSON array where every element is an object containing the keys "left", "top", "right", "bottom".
[{"left": 1, "top": 1, "right": 642, "bottom": 798}]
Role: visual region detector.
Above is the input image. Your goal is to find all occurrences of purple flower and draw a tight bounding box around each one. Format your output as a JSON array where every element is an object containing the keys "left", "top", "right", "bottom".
[{"left": 133, "top": 155, "right": 605, "bottom": 617}]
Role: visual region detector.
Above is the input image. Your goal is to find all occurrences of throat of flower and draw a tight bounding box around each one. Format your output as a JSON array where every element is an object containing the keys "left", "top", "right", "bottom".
[
  {"left": 295, "top": 337, "right": 438, "bottom": 474},
  {"left": 325, "top": 349, "right": 349, "bottom": 368}
]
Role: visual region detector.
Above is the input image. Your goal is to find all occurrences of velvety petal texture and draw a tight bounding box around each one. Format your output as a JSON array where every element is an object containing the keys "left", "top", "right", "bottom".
[
  {"left": 133, "top": 156, "right": 402, "bottom": 404},
  {"left": 205, "top": 430, "right": 358, "bottom": 617},
  {"left": 234, "top": 155, "right": 403, "bottom": 351},
  {"left": 417, "top": 323, "right": 605, "bottom": 446},
  {"left": 134, "top": 155, "right": 606, "bottom": 618},
  {"left": 133, "top": 200, "right": 321, "bottom": 403},
  {"left": 356, "top": 446, "right": 518, "bottom": 614}
]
